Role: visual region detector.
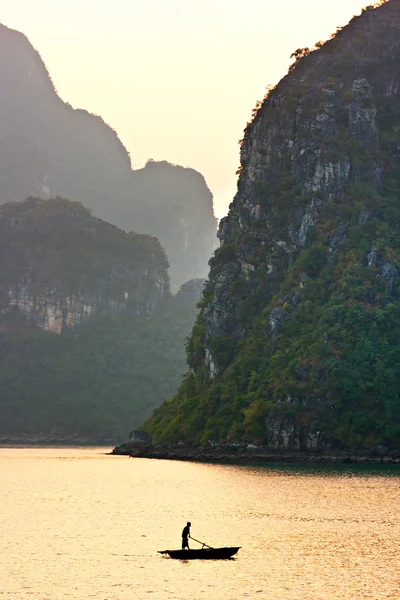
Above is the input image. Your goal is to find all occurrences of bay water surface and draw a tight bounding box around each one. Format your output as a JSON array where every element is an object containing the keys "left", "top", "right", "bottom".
[{"left": 1, "top": 446, "right": 399, "bottom": 600}]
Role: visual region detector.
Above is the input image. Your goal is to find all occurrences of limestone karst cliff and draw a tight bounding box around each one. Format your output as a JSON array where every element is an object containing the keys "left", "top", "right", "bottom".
[
  {"left": 0, "top": 198, "right": 199, "bottom": 440},
  {"left": 174, "top": 278, "right": 205, "bottom": 307},
  {"left": 0, "top": 23, "right": 217, "bottom": 287},
  {"left": 0, "top": 197, "right": 168, "bottom": 332},
  {"left": 145, "top": 0, "right": 400, "bottom": 450},
  {"left": 123, "top": 160, "right": 217, "bottom": 289}
]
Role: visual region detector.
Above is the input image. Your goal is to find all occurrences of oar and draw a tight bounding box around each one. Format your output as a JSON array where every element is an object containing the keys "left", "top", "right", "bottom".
[{"left": 190, "top": 536, "right": 214, "bottom": 549}]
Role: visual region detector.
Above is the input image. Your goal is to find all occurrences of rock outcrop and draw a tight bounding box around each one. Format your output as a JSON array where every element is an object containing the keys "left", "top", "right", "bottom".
[
  {"left": 125, "top": 160, "right": 217, "bottom": 289},
  {"left": 174, "top": 278, "right": 205, "bottom": 307},
  {"left": 0, "top": 197, "right": 168, "bottom": 333},
  {"left": 144, "top": 1, "right": 400, "bottom": 451},
  {"left": 110, "top": 441, "right": 400, "bottom": 465},
  {"left": 0, "top": 197, "right": 202, "bottom": 440},
  {"left": 204, "top": 5, "right": 394, "bottom": 364},
  {"left": 0, "top": 24, "right": 217, "bottom": 287}
]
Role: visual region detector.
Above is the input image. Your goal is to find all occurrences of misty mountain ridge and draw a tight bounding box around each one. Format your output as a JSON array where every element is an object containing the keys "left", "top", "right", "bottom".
[{"left": 0, "top": 23, "right": 217, "bottom": 287}]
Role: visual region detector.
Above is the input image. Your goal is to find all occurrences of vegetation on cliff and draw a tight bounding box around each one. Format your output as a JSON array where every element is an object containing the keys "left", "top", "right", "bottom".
[
  {"left": 144, "top": 0, "right": 400, "bottom": 450},
  {"left": 0, "top": 198, "right": 197, "bottom": 440},
  {"left": 0, "top": 196, "right": 168, "bottom": 302},
  {"left": 0, "top": 305, "right": 195, "bottom": 440}
]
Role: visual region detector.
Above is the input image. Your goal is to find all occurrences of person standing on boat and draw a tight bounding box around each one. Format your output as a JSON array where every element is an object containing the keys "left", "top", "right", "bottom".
[{"left": 181, "top": 522, "right": 191, "bottom": 550}]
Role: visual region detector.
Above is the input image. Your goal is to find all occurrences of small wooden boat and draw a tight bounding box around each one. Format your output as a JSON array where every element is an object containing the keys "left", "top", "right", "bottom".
[{"left": 158, "top": 547, "right": 240, "bottom": 560}]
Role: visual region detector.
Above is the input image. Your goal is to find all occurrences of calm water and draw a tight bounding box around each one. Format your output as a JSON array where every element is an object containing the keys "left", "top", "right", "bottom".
[{"left": 1, "top": 447, "right": 400, "bottom": 600}]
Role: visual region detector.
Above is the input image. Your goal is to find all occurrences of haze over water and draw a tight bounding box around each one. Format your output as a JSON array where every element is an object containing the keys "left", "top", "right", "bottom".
[{"left": 2, "top": 447, "right": 399, "bottom": 599}]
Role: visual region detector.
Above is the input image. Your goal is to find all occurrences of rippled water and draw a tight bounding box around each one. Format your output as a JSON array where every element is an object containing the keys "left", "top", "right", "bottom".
[{"left": 1, "top": 447, "right": 400, "bottom": 600}]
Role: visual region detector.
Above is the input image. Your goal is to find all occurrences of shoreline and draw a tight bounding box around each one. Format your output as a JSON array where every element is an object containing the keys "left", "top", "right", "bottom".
[
  {"left": 110, "top": 442, "right": 400, "bottom": 465},
  {"left": 0, "top": 437, "right": 116, "bottom": 446}
]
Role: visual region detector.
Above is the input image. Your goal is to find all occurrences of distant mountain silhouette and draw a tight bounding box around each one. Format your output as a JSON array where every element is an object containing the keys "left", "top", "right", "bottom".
[{"left": 0, "top": 24, "right": 217, "bottom": 286}]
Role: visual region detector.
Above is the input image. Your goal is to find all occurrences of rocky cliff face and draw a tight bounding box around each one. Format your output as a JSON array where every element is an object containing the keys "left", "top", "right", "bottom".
[
  {"left": 206, "top": 2, "right": 395, "bottom": 364},
  {"left": 0, "top": 197, "right": 168, "bottom": 333},
  {"left": 0, "top": 24, "right": 217, "bottom": 287},
  {"left": 174, "top": 278, "right": 205, "bottom": 307},
  {"left": 145, "top": 1, "right": 400, "bottom": 450},
  {"left": 123, "top": 160, "right": 217, "bottom": 289},
  {"left": 0, "top": 197, "right": 204, "bottom": 441}
]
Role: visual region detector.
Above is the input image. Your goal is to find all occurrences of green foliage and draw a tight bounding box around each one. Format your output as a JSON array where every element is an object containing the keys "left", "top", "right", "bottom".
[
  {"left": 146, "top": 185, "right": 400, "bottom": 447},
  {"left": 0, "top": 197, "right": 200, "bottom": 441},
  {"left": 213, "top": 243, "right": 237, "bottom": 266},
  {"left": 145, "top": 0, "right": 400, "bottom": 450},
  {"left": 208, "top": 334, "right": 238, "bottom": 371},
  {"left": 0, "top": 196, "right": 169, "bottom": 299},
  {"left": 296, "top": 246, "right": 327, "bottom": 277},
  {"left": 289, "top": 47, "right": 313, "bottom": 72},
  {"left": 0, "top": 301, "right": 197, "bottom": 441}
]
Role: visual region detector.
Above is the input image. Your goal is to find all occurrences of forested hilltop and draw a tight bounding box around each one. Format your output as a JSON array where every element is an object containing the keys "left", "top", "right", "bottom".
[
  {"left": 144, "top": 0, "right": 400, "bottom": 451},
  {"left": 0, "top": 24, "right": 217, "bottom": 287},
  {"left": 0, "top": 198, "right": 198, "bottom": 441}
]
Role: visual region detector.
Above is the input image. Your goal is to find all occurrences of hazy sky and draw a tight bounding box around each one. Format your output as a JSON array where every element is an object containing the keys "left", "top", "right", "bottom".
[{"left": 2, "top": 0, "right": 372, "bottom": 218}]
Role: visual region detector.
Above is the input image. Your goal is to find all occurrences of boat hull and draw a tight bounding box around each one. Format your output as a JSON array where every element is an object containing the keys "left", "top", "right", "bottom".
[{"left": 159, "top": 547, "right": 240, "bottom": 560}]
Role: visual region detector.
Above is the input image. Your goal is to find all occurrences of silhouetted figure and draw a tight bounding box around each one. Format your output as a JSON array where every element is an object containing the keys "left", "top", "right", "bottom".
[{"left": 182, "top": 521, "right": 191, "bottom": 550}]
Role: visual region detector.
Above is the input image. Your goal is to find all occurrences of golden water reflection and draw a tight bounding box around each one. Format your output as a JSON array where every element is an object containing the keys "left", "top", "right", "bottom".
[{"left": 1, "top": 447, "right": 399, "bottom": 599}]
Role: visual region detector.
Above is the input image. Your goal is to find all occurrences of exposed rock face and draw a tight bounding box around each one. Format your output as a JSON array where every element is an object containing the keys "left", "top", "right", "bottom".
[
  {"left": 7, "top": 288, "right": 95, "bottom": 334},
  {"left": 0, "top": 24, "right": 217, "bottom": 287},
  {"left": 125, "top": 161, "right": 217, "bottom": 288},
  {"left": 144, "top": 1, "right": 400, "bottom": 451},
  {"left": 110, "top": 441, "right": 400, "bottom": 465},
  {"left": 174, "top": 278, "right": 205, "bottom": 307},
  {"left": 5, "top": 278, "right": 165, "bottom": 335},
  {"left": 0, "top": 196, "right": 205, "bottom": 441},
  {"left": 0, "top": 197, "right": 168, "bottom": 333},
  {"left": 380, "top": 262, "right": 399, "bottom": 292},
  {"left": 204, "top": 0, "right": 400, "bottom": 372}
]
